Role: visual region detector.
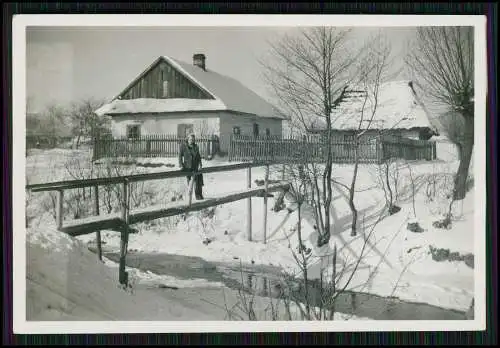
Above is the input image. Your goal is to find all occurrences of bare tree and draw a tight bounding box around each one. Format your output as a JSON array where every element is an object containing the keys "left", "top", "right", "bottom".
[
  {"left": 261, "top": 27, "right": 359, "bottom": 247},
  {"left": 345, "top": 32, "right": 393, "bottom": 236},
  {"left": 69, "top": 98, "right": 108, "bottom": 149},
  {"left": 194, "top": 119, "right": 217, "bottom": 138},
  {"left": 26, "top": 103, "right": 69, "bottom": 147},
  {"left": 406, "top": 27, "right": 474, "bottom": 200},
  {"left": 379, "top": 158, "right": 402, "bottom": 215},
  {"left": 438, "top": 110, "right": 467, "bottom": 160}
]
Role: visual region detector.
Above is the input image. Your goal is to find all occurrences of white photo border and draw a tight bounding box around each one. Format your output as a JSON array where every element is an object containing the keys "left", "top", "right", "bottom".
[{"left": 12, "top": 14, "right": 488, "bottom": 334}]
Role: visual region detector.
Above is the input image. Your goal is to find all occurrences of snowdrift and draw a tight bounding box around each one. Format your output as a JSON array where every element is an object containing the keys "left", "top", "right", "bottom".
[{"left": 26, "top": 227, "right": 217, "bottom": 321}]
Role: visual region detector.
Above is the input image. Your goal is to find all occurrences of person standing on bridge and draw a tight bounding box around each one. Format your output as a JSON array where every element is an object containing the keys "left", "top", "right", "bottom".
[{"left": 179, "top": 133, "right": 204, "bottom": 200}]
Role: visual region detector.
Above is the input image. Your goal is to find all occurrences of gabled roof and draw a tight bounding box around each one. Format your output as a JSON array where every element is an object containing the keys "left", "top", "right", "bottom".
[
  {"left": 309, "top": 80, "right": 439, "bottom": 135},
  {"left": 95, "top": 55, "right": 284, "bottom": 119}
]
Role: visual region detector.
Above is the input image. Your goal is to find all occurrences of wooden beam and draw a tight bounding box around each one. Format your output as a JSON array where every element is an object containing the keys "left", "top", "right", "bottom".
[
  {"left": 56, "top": 190, "right": 64, "bottom": 230},
  {"left": 94, "top": 185, "right": 103, "bottom": 262},
  {"left": 247, "top": 167, "right": 252, "bottom": 241},
  {"left": 56, "top": 183, "right": 290, "bottom": 238},
  {"left": 129, "top": 183, "right": 289, "bottom": 225},
  {"left": 187, "top": 176, "right": 195, "bottom": 206},
  {"left": 119, "top": 179, "right": 130, "bottom": 286},
  {"left": 27, "top": 162, "right": 269, "bottom": 193},
  {"left": 59, "top": 213, "right": 123, "bottom": 236}
]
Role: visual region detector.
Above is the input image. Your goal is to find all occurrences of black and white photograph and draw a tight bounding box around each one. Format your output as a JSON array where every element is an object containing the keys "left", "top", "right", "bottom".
[{"left": 13, "top": 14, "right": 487, "bottom": 333}]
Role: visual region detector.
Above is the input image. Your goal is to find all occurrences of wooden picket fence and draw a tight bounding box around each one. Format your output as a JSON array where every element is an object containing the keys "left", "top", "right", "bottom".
[
  {"left": 380, "top": 135, "right": 437, "bottom": 162},
  {"left": 228, "top": 135, "right": 436, "bottom": 164},
  {"left": 92, "top": 133, "right": 436, "bottom": 164},
  {"left": 93, "top": 134, "right": 220, "bottom": 161}
]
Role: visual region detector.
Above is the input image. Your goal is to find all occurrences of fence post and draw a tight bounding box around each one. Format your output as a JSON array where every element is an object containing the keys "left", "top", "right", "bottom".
[
  {"left": 247, "top": 166, "right": 252, "bottom": 241},
  {"left": 94, "top": 185, "right": 103, "bottom": 262},
  {"left": 213, "top": 134, "right": 219, "bottom": 157},
  {"left": 119, "top": 178, "right": 130, "bottom": 286},
  {"left": 376, "top": 138, "right": 383, "bottom": 164},
  {"left": 263, "top": 164, "right": 269, "bottom": 244},
  {"left": 432, "top": 142, "right": 437, "bottom": 160},
  {"left": 208, "top": 135, "right": 213, "bottom": 158},
  {"left": 56, "top": 189, "right": 64, "bottom": 230},
  {"left": 146, "top": 136, "right": 151, "bottom": 157}
]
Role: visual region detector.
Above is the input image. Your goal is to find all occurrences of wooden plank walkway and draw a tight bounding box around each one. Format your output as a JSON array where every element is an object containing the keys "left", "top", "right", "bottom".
[
  {"left": 60, "top": 213, "right": 123, "bottom": 237},
  {"left": 59, "top": 183, "right": 290, "bottom": 237}
]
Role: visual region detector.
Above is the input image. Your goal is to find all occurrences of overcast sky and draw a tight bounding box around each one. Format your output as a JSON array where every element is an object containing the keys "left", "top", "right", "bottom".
[{"left": 26, "top": 26, "right": 417, "bottom": 113}]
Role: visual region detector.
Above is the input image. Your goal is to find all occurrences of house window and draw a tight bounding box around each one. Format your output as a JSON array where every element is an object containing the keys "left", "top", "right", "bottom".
[
  {"left": 265, "top": 128, "right": 271, "bottom": 137},
  {"left": 127, "top": 125, "right": 141, "bottom": 139},
  {"left": 177, "top": 123, "right": 194, "bottom": 139},
  {"left": 162, "top": 81, "right": 169, "bottom": 98},
  {"left": 253, "top": 123, "right": 259, "bottom": 137},
  {"left": 233, "top": 126, "right": 241, "bottom": 135}
]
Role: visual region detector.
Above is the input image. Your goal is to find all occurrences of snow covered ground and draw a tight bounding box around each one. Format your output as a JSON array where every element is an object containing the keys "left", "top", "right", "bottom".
[
  {"left": 26, "top": 224, "right": 369, "bottom": 322},
  {"left": 24, "top": 149, "right": 478, "bottom": 321},
  {"left": 26, "top": 226, "right": 218, "bottom": 321}
]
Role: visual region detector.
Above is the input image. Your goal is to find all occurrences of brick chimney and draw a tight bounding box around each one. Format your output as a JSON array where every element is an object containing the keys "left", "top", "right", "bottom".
[{"left": 193, "top": 53, "right": 206, "bottom": 71}]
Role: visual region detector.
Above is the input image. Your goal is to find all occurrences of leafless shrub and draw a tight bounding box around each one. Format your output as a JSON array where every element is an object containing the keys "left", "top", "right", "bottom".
[
  {"left": 94, "top": 160, "right": 121, "bottom": 214},
  {"left": 42, "top": 192, "right": 58, "bottom": 223},
  {"left": 404, "top": 161, "right": 417, "bottom": 219},
  {"left": 377, "top": 159, "right": 403, "bottom": 215},
  {"left": 185, "top": 207, "right": 217, "bottom": 241},
  {"left": 215, "top": 192, "right": 390, "bottom": 321},
  {"left": 64, "top": 156, "right": 96, "bottom": 219}
]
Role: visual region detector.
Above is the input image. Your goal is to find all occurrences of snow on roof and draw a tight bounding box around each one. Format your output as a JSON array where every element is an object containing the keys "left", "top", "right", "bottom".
[
  {"left": 314, "top": 80, "right": 437, "bottom": 133},
  {"left": 95, "top": 98, "right": 226, "bottom": 116},
  {"left": 96, "top": 55, "right": 284, "bottom": 119},
  {"left": 167, "top": 57, "right": 284, "bottom": 119}
]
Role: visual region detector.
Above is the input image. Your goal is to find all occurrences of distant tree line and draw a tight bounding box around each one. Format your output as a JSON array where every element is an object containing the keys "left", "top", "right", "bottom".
[{"left": 26, "top": 98, "right": 110, "bottom": 150}]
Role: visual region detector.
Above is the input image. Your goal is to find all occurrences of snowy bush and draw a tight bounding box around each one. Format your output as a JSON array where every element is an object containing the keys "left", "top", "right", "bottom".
[{"left": 25, "top": 149, "right": 185, "bottom": 231}]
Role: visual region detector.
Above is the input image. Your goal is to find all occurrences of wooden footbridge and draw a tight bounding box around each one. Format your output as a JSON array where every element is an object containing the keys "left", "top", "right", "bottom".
[{"left": 26, "top": 162, "right": 290, "bottom": 285}]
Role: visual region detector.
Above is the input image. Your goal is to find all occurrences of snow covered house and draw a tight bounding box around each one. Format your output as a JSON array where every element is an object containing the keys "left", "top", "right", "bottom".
[
  {"left": 95, "top": 54, "right": 285, "bottom": 154},
  {"left": 307, "top": 80, "right": 439, "bottom": 142}
]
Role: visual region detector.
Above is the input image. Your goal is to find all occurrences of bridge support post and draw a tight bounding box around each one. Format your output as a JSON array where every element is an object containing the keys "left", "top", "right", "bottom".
[
  {"left": 94, "top": 185, "right": 103, "bottom": 262},
  {"left": 247, "top": 166, "right": 252, "bottom": 241},
  {"left": 187, "top": 175, "right": 195, "bottom": 207},
  {"left": 263, "top": 164, "right": 269, "bottom": 244},
  {"left": 56, "top": 189, "right": 64, "bottom": 230},
  {"left": 119, "top": 179, "right": 130, "bottom": 286}
]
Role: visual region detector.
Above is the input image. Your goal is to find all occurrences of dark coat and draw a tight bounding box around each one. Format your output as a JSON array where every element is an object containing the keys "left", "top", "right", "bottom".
[{"left": 179, "top": 142, "right": 202, "bottom": 171}]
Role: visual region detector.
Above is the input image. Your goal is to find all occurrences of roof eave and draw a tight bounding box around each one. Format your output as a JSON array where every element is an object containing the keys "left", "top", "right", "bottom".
[
  {"left": 307, "top": 125, "right": 435, "bottom": 132},
  {"left": 104, "top": 109, "right": 286, "bottom": 120},
  {"left": 103, "top": 109, "right": 225, "bottom": 117}
]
